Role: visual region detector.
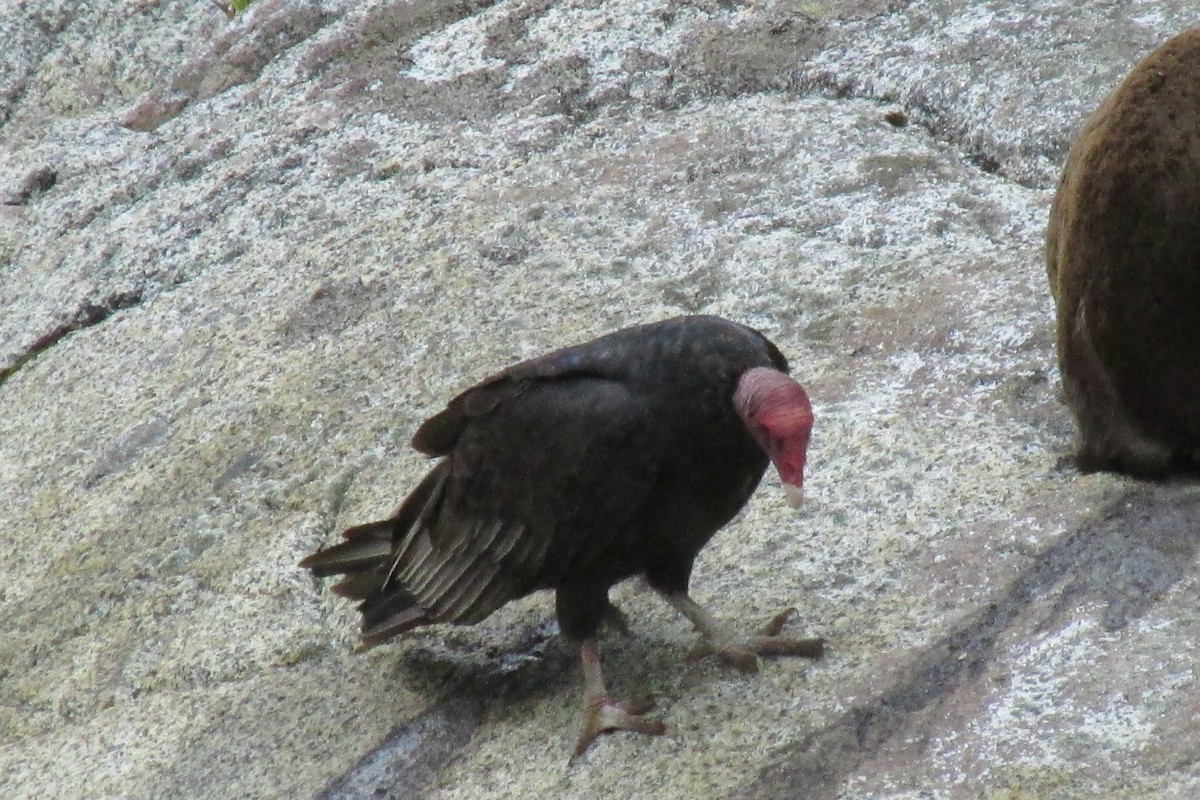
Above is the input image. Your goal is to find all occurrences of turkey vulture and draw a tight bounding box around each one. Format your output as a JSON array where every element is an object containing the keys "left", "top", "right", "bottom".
[{"left": 299, "top": 315, "right": 823, "bottom": 757}]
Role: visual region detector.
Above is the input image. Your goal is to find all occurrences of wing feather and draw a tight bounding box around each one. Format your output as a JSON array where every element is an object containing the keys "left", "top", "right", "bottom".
[
  {"left": 369, "top": 375, "right": 661, "bottom": 635},
  {"left": 412, "top": 521, "right": 497, "bottom": 606},
  {"left": 436, "top": 560, "right": 505, "bottom": 622}
]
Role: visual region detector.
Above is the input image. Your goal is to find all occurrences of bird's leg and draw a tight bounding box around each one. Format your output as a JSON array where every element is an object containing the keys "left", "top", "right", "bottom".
[
  {"left": 571, "top": 637, "right": 666, "bottom": 760},
  {"left": 600, "top": 600, "right": 633, "bottom": 637},
  {"left": 664, "top": 593, "right": 824, "bottom": 673}
]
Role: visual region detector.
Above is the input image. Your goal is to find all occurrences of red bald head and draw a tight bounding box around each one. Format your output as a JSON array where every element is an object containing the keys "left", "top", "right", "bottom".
[{"left": 733, "top": 367, "right": 813, "bottom": 507}]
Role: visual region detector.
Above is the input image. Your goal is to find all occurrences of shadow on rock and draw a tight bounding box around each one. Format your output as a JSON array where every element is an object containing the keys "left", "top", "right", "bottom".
[
  {"left": 734, "top": 480, "right": 1200, "bottom": 799},
  {"left": 317, "top": 618, "right": 578, "bottom": 799}
]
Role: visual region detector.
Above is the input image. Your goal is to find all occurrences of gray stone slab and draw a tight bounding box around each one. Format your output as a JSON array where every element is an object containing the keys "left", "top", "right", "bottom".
[{"left": 1, "top": 1, "right": 1197, "bottom": 798}]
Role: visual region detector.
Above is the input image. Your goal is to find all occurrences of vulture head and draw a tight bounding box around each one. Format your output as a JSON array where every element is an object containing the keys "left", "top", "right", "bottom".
[{"left": 733, "top": 366, "right": 813, "bottom": 507}]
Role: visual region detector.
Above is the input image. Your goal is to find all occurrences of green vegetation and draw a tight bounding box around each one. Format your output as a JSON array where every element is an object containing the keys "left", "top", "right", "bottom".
[{"left": 211, "top": 0, "right": 254, "bottom": 17}]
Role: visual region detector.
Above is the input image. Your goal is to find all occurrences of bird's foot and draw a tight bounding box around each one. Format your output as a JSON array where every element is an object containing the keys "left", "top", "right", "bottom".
[
  {"left": 686, "top": 607, "right": 825, "bottom": 673},
  {"left": 571, "top": 694, "right": 666, "bottom": 761}
]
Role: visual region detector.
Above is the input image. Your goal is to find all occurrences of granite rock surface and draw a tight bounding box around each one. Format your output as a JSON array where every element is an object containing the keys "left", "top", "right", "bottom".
[{"left": 2, "top": 1, "right": 1198, "bottom": 798}]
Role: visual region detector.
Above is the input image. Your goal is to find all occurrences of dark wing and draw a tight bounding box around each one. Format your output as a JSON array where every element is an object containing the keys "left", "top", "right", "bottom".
[
  {"left": 411, "top": 346, "right": 605, "bottom": 457},
  {"left": 321, "top": 371, "right": 667, "bottom": 645}
]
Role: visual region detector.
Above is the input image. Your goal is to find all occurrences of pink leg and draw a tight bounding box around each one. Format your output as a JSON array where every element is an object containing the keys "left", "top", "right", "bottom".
[{"left": 571, "top": 638, "right": 666, "bottom": 760}]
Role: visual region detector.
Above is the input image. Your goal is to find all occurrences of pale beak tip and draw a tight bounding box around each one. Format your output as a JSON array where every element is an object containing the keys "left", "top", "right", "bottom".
[{"left": 783, "top": 483, "right": 805, "bottom": 508}]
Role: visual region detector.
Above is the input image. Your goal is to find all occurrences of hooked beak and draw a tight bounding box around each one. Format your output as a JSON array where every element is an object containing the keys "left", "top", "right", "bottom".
[{"left": 783, "top": 483, "right": 804, "bottom": 508}]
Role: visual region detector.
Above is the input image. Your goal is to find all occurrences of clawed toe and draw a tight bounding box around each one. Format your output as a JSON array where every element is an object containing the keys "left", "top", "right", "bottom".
[
  {"left": 759, "top": 607, "right": 797, "bottom": 636},
  {"left": 572, "top": 696, "right": 667, "bottom": 760},
  {"left": 687, "top": 641, "right": 759, "bottom": 672},
  {"left": 685, "top": 607, "right": 824, "bottom": 672},
  {"left": 751, "top": 634, "right": 824, "bottom": 658}
]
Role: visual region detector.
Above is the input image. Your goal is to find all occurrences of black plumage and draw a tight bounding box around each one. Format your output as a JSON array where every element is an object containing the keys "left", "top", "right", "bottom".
[{"left": 300, "top": 314, "right": 822, "bottom": 756}]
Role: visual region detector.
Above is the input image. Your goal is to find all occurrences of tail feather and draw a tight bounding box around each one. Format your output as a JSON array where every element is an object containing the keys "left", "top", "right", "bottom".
[
  {"left": 300, "top": 463, "right": 451, "bottom": 646},
  {"left": 297, "top": 520, "right": 394, "bottom": 577},
  {"left": 360, "top": 594, "right": 431, "bottom": 646},
  {"left": 330, "top": 573, "right": 384, "bottom": 600}
]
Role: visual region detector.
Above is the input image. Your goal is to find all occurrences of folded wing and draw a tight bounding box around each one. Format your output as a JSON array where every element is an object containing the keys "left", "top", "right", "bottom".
[{"left": 302, "top": 366, "right": 666, "bottom": 646}]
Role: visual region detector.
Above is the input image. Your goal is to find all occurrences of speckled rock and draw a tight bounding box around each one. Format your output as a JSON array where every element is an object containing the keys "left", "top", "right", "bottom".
[{"left": 2, "top": 1, "right": 1199, "bottom": 799}]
